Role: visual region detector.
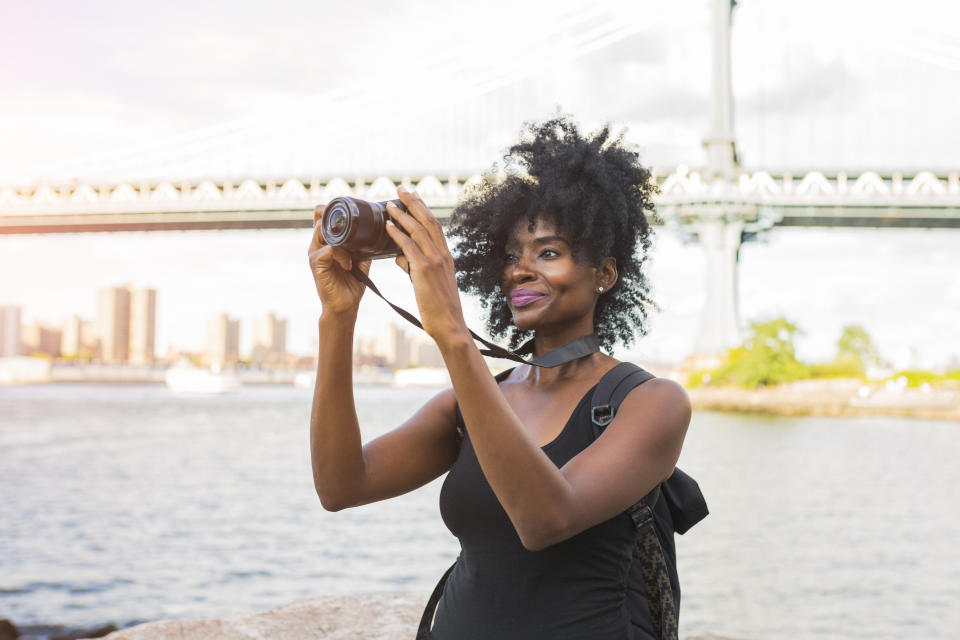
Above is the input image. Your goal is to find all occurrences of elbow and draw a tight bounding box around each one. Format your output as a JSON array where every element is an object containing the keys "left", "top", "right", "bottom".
[
  {"left": 318, "top": 493, "right": 349, "bottom": 512},
  {"left": 517, "top": 514, "right": 570, "bottom": 552},
  {"left": 313, "top": 478, "right": 355, "bottom": 512},
  {"left": 519, "top": 534, "right": 550, "bottom": 553}
]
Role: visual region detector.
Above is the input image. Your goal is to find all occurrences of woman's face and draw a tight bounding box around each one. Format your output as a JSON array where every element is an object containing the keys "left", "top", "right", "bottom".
[{"left": 501, "top": 217, "right": 613, "bottom": 337}]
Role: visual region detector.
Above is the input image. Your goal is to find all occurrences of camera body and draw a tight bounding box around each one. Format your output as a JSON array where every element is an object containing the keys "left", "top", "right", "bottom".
[{"left": 320, "top": 196, "right": 408, "bottom": 260}]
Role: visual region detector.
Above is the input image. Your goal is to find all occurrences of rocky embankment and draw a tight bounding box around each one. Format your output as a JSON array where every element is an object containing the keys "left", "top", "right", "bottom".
[
  {"left": 688, "top": 378, "right": 960, "bottom": 421},
  {"left": 2, "top": 597, "right": 743, "bottom": 639}
]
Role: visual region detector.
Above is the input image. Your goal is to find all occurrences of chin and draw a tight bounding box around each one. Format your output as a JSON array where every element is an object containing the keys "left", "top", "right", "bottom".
[{"left": 509, "top": 309, "right": 539, "bottom": 330}]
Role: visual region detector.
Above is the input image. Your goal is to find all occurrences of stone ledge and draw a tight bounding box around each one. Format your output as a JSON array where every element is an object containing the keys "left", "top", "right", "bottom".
[
  {"left": 83, "top": 595, "right": 746, "bottom": 640},
  {"left": 95, "top": 594, "right": 425, "bottom": 640}
]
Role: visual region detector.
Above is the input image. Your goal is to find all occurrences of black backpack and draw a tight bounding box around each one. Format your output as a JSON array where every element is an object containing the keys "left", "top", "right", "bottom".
[
  {"left": 417, "top": 363, "right": 708, "bottom": 640},
  {"left": 590, "top": 362, "right": 709, "bottom": 640}
]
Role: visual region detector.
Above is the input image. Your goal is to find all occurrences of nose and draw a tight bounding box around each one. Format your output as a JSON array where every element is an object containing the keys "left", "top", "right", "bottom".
[{"left": 506, "top": 251, "right": 536, "bottom": 285}]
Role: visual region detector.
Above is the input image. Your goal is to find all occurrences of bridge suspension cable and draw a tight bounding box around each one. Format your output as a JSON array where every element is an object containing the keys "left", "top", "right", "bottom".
[{"left": 49, "top": 2, "right": 650, "bottom": 183}]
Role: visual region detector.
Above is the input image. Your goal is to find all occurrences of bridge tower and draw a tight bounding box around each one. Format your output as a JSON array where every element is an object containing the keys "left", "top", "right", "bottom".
[{"left": 687, "top": 0, "right": 749, "bottom": 361}]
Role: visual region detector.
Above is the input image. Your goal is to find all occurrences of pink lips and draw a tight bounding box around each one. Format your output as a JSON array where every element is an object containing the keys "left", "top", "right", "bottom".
[{"left": 510, "top": 288, "right": 545, "bottom": 307}]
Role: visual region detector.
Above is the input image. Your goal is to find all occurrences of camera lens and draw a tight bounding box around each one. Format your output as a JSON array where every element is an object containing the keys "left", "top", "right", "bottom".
[
  {"left": 328, "top": 208, "right": 348, "bottom": 236},
  {"left": 322, "top": 199, "right": 356, "bottom": 245}
]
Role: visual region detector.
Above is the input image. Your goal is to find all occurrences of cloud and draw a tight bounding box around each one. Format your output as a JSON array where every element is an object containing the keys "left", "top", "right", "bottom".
[{"left": 738, "top": 59, "right": 859, "bottom": 116}]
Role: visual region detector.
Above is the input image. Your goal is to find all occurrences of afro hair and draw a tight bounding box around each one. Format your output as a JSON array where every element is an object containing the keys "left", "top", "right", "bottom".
[{"left": 449, "top": 115, "right": 658, "bottom": 351}]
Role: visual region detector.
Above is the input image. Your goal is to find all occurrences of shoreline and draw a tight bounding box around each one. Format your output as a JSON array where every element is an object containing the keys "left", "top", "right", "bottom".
[
  {"left": 2, "top": 365, "right": 957, "bottom": 421},
  {"left": 688, "top": 380, "right": 960, "bottom": 422}
]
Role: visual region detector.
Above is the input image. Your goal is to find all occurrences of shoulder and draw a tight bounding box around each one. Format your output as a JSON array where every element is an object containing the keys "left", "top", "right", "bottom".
[
  {"left": 610, "top": 368, "right": 691, "bottom": 442},
  {"left": 426, "top": 386, "right": 458, "bottom": 416},
  {"left": 623, "top": 375, "right": 690, "bottom": 412}
]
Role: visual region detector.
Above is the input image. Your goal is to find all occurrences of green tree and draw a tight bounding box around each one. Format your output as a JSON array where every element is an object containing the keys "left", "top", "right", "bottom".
[
  {"left": 835, "top": 325, "right": 879, "bottom": 371},
  {"left": 702, "top": 317, "right": 810, "bottom": 388}
]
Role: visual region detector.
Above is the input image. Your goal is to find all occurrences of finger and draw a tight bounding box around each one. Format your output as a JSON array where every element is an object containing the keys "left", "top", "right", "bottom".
[
  {"left": 395, "top": 254, "right": 410, "bottom": 274},
  {"left": 313, "top": 244, "right": 352, "bottom": 272},
  {"left": 313, "top": 204, "right": 325, "bottom": 226},
  {"left": 396, "top": 187, "right": 449, "bottom": 256},
  {"left": 308, "top": 220, "right": 327, "bottom": 255},
  {"left": 386, "top": 201, "right": 438, "bottom": 256},
  {"left": 329, "top": 246, "right": 353, "bottom": 272},
  {"left": 385, "top": 218, "right": 426, "bottom": 265}
]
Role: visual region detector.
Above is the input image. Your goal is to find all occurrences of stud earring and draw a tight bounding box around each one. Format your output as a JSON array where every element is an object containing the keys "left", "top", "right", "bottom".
[{"left": 597, "top": 287, "right": 603, "bottom": 293}]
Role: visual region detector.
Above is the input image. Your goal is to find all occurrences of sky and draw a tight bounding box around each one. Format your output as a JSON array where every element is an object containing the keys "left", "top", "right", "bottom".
[{"left": 1, "top": 0, "right": 959, "bottom": 368}]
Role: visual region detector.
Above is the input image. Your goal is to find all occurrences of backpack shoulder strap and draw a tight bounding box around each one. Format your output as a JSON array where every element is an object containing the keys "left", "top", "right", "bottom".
[
  {"left": 590, "top": 363, "right": 680, "bottom": 640},
  {"left": 591, "top": 362, "right": 655, "bottom": 431},
  {"left": 416, "top": 561, "right": 455, "bottom": 639}
]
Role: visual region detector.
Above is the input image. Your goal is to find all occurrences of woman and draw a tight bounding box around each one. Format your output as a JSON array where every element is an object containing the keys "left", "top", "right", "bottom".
[{"left": 307, "top": 117, "right": 691, "bottom": 639}]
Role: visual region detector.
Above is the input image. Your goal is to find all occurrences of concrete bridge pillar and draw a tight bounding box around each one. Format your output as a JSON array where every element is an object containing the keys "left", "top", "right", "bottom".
[{"left": 692, "top": 214, "right": 744, "bottom": 358}]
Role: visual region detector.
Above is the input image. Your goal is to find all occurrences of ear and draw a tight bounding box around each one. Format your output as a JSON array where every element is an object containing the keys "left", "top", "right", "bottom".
[{"left": 597, "top": 257, "right": 618, "bottom": 293}]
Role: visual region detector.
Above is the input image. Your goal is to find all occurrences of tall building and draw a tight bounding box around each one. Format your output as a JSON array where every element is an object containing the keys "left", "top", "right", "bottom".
[
  {"left": 129, "top": 288, "right": 156, "bottom": 365},
  {"left": 0, "top": 305, "right": 21, "bottom": 357},
  {"left": 97, "top": 286, "right": 131, "bottom": 363},
  {"left": 21, "top": 322, "right": 62, "bottom": 357},
  {"left": 96, "top": 285, "right": 156, "bottom": 364},
  {"left": 361, "top": 325, "right": 444, "bottom": 369},
  {"left": 204, "top": 314, "right": 240, "bottom": 367},
  {"left": 407, "top": 332, "right": 444, "bottom": 368},
  {"left": 251, "top": 313, "right": 287, "bottom": 367},
  {"left": 61, "top": 315, "right": 100, "bottom": 360}
]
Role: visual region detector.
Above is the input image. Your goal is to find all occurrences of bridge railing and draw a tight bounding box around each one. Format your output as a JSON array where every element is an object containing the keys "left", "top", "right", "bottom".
[{"left": 1, "top": 169, "right": 959, "bottom": 233}]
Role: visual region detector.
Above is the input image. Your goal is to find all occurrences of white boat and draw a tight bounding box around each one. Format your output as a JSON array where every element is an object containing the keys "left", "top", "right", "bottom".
[
  {"left": 293, "top": 371, "right": 316, "bottom": 388},
  {"left": 165, "top": 361, "right": 242, "bottom": 394},
  {"left": 393, "top": 367, "right": 450, "bottom": 388}
]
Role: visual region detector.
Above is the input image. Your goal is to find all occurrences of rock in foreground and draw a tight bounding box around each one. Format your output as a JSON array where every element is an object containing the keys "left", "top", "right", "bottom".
[
  {"left": 91, "top": 595, "right": 748, "bottom": 640},
  {"left": 95, "top": 594, "right": 425, "bottom": 640}
]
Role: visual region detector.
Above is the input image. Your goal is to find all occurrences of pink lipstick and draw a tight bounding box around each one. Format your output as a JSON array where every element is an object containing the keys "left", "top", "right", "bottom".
[{"left": 510, "top": 289, "right": 545, "bottom": 307}]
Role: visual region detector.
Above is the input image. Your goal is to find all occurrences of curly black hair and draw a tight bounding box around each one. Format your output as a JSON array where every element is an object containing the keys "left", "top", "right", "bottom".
[{"left": 449, "top": 115, "right": 658, "bottom": 352}]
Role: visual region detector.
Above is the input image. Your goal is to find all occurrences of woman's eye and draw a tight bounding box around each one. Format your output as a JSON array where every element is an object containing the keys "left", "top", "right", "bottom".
[
  {"left": 540, "top": 249, "right": 559, "bottom": 258},
  {"left": 505, "top": 253, "right": 519, "bottom": 264}
]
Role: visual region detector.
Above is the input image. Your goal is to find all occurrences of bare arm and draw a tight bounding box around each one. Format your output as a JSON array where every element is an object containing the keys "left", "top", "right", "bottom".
[
  {"left": 307, "top": 206, "right": 460, "bottom": 512},
  {"left": 310, "top": 311, "right": 460, "bottom": 510}
]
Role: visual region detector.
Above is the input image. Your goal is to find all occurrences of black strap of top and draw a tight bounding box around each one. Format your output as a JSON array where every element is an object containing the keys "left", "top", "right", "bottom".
[{"left": 349, "top": 266, "right": 599, "bottom": 368}]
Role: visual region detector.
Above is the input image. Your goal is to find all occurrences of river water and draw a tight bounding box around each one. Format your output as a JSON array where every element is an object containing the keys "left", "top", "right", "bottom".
[{"left": 1, "top": 383, "right": 958, "bottom": 639}]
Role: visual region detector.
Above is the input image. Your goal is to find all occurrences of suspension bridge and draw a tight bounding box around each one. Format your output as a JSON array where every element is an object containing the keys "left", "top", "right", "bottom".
[{"left": 2, "top": 0, "right": 957, "bottom": 358}]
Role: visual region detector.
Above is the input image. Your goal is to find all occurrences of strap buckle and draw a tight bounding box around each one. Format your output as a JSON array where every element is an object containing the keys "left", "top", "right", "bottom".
[{"left": 591, "top": 404, "right": 614, "bottom": 427}]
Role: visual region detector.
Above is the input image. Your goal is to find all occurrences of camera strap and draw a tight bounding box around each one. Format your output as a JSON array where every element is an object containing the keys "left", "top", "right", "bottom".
[{"left": 349, "top": 266, "right": 600, "bottom": 367}]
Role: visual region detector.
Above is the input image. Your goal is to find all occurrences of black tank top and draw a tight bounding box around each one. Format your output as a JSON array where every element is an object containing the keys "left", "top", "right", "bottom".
[{"left": 433, "top": 374, "right": 639, "bottom": 640}]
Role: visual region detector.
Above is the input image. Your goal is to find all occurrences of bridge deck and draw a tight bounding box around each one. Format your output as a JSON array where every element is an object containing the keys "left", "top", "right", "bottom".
[{"left": 2, "top": 169, "right": 958, "bottom": 234}]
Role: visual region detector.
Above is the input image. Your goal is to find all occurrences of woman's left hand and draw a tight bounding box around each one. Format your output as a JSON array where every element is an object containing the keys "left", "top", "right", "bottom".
[{"left": 386, "top": 187, "right": 471, "bottom": 347}]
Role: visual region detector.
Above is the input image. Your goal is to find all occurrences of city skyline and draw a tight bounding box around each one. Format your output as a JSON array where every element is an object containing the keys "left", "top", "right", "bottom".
[
  {"left": 2, "top": 283, "right": 300, "bottom": 363},
  {"left": 3, "top": 290, "right": 450, "bottom": 372}
]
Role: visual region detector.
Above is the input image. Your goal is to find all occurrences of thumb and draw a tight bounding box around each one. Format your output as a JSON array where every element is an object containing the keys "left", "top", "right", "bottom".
[{"left": 330, "top": 247, "right": 353, "bottom": 272}]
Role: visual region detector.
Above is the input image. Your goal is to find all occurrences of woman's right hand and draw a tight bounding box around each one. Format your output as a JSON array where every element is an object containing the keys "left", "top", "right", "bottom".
[{"left": 308, "top": 204, "right": 372, "bottom": 315}]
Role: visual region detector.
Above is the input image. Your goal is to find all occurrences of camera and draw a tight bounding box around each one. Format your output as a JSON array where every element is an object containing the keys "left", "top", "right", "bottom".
[{"left": 320, "top": 196, "right": 409, "bottom": 260}]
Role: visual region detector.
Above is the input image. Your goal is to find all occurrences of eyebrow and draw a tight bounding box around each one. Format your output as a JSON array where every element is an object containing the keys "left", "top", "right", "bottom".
[{"left": 506, "top": 235, "right": 570, "bottom": 249}]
